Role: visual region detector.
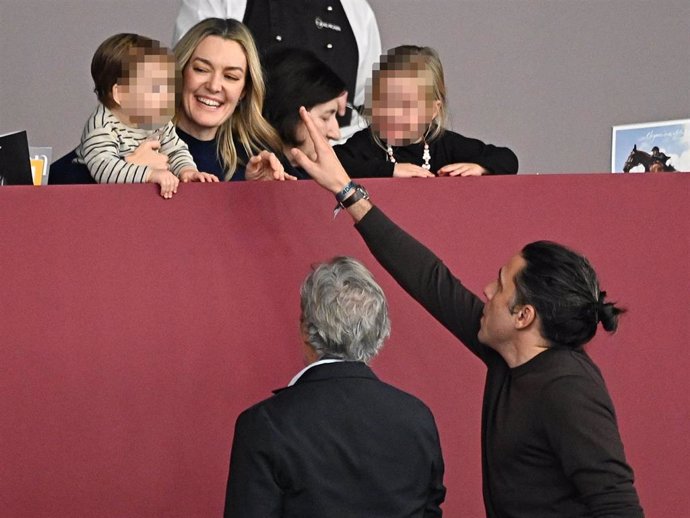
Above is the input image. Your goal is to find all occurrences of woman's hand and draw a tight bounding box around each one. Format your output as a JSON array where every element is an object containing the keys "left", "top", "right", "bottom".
[
  {"left": 125, "top": 140, "right": 170, "bottom": 170},
  {"left": 291, "top": 107, "right": 352, "bottom": 194},
  {"left": 437, "top": 163, "right": 488, "bottom": 177},
  {"left": 147, "top": 169, "right": 179, "bottom": 199},
  {"left": 178, "top": 168, "right": 219, "bottom": 183},
  {"left": 393, "top": 163, "right": 435, "bottom": 178},
  {"left": 245, "top": 151, "right": 297, "bottom": 181}
]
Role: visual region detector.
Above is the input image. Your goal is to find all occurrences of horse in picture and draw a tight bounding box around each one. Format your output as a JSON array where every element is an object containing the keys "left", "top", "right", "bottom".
[{"left": 623, "top": 145, "right": 676, "bottom": 172}]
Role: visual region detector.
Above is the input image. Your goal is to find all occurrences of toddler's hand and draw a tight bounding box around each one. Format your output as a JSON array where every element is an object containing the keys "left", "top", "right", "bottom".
[
  {"left": 393, "top": 163, "right": 435, "bottom": 178},
  {"left": 147, "top": 169, "right": 179, "bottom": 199},
  {"left": 437, "top": 163, "right": 488, "bottom": 177}
]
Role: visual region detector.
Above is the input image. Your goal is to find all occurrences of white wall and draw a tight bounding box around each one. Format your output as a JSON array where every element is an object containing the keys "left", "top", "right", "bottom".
[{"left": 1, "top": 0, "right": 688, "bottom": 173}]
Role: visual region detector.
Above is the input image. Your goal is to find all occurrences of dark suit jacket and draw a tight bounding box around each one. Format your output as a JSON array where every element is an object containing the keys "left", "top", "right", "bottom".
[{"left": 224, "top": 361, "right": 445, "bottom": 517}]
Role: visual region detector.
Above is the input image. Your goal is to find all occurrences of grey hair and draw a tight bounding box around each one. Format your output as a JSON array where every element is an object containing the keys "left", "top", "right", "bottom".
[{"left": 300, "top": 257, "right": 391, "bottom": 363}]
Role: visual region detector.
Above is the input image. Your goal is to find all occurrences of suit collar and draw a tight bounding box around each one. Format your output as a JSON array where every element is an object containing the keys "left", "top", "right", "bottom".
[
  {"left": 287, "top": 358, "right": 345, "bottom": 387},
  {"left": 273, "top": 361, "right": 378, "bottom": 394}
]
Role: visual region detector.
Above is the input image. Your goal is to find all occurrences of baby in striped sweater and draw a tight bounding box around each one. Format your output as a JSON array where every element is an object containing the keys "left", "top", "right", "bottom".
[{"left": 76, "top": 33, "right": 217, "bottom": 198}]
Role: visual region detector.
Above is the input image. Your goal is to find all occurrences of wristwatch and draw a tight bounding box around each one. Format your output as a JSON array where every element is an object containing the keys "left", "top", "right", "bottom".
[{"left": 338, "top": 183, "right": 369, "bottom": 208}]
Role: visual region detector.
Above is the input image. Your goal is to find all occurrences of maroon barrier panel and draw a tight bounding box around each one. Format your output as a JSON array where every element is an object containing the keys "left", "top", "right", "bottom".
[{"left": 1, "top": 174, "right": 688, "bottom": 517}]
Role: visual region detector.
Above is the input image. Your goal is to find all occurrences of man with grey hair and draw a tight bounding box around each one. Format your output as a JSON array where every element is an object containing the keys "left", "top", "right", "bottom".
[{"left": 224, "top": 256, "right": 445, "bottom": 517}]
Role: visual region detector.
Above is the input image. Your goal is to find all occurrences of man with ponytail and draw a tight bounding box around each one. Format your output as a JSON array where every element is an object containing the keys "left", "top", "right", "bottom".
[{"left": 291, "top": 106, "right": 644, "bottom": 517}]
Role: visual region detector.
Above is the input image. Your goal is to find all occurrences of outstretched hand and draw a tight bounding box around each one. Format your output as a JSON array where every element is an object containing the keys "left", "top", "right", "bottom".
[
  {"left": 290, "top": 106, "right": 351, "bottom": 194},
  {"left": 179, "top": 169, "right": 219, "bottom": 183},
  {"left": 246, "top": 150, "right": 297, "bottom": 181}
]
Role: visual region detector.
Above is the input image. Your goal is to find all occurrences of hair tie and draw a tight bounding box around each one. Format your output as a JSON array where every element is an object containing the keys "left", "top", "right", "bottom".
[
  {"left": 595, "top": 290, "right": 607, "bottom": 322},
  {"left": 598, "top": 290, "right": 607, "bottom": 305}
]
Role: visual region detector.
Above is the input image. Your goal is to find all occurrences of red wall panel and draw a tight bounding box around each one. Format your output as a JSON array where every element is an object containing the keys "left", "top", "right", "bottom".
[{"left": 1, "top": 174, "right": 687, "bottom": 517}]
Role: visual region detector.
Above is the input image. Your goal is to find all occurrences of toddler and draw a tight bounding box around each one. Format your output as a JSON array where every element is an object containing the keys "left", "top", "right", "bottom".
[
  {"left": 76, "top": 33, "right": 216, "bottom": 198},
  {"left": 335, "top": 45, "right": 518, "bottom": 178}
]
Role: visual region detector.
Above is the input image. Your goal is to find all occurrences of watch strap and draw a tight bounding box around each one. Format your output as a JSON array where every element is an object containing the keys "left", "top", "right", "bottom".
[{"left": 340, "top": 186, "right": 368, "bottom": 208}]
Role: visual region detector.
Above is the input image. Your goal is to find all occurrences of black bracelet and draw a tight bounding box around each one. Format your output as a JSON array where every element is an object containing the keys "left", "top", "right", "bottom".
[
  {"left": 340, "top": 186, "right": 369, "bottom": 208},
  {"left": 335, "top": 181, "right": 356, "bottom": 203}
]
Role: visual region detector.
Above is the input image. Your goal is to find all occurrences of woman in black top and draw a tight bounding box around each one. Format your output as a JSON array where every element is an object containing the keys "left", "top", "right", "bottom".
[{"left": 262, "top": 47, "right": 347, "bottom": 180}]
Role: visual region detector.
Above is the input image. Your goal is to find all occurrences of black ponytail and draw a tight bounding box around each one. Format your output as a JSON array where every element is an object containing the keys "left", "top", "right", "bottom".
[
  {"left": 514, "top": 241, "right": 625, "bottom": 349},
  {"left": 596, "top": 290, "right": 626, "bottom": 332}
]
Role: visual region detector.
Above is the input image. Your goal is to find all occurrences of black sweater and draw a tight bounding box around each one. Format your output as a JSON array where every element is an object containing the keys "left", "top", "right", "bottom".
[
  {"left": 334, "top": 127, "right": 518, "bottom": 178},
  {"left": 355, "top": 206, "right": 644, "bottom": 518},
  {"left": 176, "top": 127, "right": 246, "bottom": 181}
]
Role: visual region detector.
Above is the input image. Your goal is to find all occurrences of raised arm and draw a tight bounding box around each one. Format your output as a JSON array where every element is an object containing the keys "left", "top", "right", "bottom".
[{"left": 292, "top": 107, "right": 490, "bottom": 362}]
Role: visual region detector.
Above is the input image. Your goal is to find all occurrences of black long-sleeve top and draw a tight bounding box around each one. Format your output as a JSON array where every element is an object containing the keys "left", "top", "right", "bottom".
[
  {"left": 334, "top": 127, "right": 519, "bottom": 178},
  {"left": 355, "top": 206, "right": 644, "bottom": 518}
]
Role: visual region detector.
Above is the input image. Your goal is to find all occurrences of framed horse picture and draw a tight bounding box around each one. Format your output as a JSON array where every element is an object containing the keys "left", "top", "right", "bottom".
[{"left": 611, "top": 119, "right": 690, "bottom": 173}]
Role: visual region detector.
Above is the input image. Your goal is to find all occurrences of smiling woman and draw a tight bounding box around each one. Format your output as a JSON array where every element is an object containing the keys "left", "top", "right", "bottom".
[
  {"left": 178, "top": 36, "right": 246, "bottom": 141},
  {"left": 174, "top": 18, "right": 289, "bottom": 181}
]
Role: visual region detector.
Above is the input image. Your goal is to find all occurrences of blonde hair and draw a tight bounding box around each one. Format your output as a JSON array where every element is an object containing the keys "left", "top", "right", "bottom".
[
  {"left": 367, "top": 45, "right": 448, "bottom": 147},
  {"left": 174, "top": 18, "right": 282, "bottom": 180}
]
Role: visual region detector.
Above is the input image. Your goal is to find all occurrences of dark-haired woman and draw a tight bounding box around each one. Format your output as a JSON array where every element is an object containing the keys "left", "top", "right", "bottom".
[{"left": 262, "top": 48, "right": 346, "bottom": 179}]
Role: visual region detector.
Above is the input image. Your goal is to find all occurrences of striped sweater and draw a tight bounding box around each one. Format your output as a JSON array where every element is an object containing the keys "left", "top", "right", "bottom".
[{"left": 76, "top": 104, "right": 197, "bottom": 183}]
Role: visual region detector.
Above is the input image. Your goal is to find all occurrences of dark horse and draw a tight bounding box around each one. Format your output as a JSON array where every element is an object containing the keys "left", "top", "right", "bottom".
[{"left": 623, "top": 145, "right": 676, "bottom": 172}]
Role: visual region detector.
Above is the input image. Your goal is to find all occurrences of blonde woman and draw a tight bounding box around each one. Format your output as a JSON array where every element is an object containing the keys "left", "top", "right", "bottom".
[{"left": 174, "top": 18, "right": 293, "bottom": 181}]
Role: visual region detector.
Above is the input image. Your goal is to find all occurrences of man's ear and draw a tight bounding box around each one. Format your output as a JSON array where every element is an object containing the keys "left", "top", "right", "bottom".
[{"left": 513, "top": 304, "right": 537, "bottom": 330}]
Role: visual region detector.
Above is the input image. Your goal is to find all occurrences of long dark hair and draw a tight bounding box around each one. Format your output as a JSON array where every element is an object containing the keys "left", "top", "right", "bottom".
[
  {"left": 262, "top": 47, "right": 346, "bottom": 147},
  {"left": 513, "top": 241, "right": 625, "bottom": 349}
]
